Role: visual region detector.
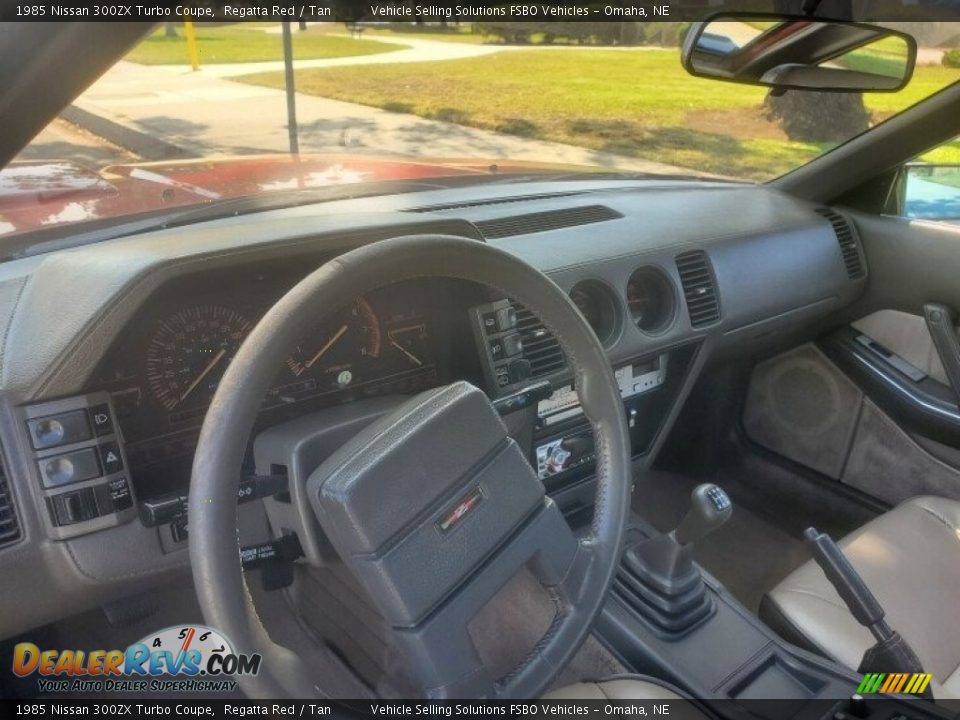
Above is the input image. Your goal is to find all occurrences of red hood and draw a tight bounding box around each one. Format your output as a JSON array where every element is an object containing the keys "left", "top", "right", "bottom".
[{"left": 0, "top": 154, "right": 592, "bottom": 238}]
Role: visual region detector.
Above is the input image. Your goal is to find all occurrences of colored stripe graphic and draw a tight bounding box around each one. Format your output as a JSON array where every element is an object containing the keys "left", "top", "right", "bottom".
[
  {"left": 858, "top": 672, "right": 932, "bottom": 694},
  {"left": 857, "top": 673, "right": 883, "bottom": 694}
]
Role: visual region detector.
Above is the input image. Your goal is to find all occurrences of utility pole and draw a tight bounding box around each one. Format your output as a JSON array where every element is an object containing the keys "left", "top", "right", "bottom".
[{"left": 281, "top": 21, "right": 300, "bottom": 156}]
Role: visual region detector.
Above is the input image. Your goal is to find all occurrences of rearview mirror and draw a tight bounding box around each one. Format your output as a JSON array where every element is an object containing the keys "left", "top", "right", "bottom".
[{"left": 682, "top": 14, "right": 916, "bottom": 93}]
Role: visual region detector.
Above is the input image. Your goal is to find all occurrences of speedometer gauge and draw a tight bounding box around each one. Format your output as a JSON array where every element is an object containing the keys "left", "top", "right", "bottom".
[
  {"left": 286, "top": 297, "right": 381, "bottom": 381},
  {"left": 145, "top": 305, "right": 253, "bottom": 411}
]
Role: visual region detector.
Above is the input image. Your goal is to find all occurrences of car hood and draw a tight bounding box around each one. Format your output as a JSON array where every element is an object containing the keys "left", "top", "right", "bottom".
[{"left": 0, "top": 154, "right": 594, "bottom": 238}]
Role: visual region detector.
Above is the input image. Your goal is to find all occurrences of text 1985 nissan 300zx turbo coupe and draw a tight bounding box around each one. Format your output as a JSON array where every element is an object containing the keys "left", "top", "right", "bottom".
[{"left": 0, "top": 12, "right": 959, "bottom": 717}]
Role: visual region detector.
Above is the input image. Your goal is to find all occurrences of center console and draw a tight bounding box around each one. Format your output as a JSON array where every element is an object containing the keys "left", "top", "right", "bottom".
[{"left": 598, "top": 490, "right": 953, "bottom": 720}]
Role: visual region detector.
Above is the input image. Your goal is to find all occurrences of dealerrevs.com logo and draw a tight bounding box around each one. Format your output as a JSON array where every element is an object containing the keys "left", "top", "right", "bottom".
[{"left": 12, "top": 625, "right": 261, "bottom": 694}]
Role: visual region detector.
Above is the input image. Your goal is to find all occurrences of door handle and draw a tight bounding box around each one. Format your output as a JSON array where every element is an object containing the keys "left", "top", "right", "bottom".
[{"left": 923, "top": 303, "right": 960, "bottom": 405}]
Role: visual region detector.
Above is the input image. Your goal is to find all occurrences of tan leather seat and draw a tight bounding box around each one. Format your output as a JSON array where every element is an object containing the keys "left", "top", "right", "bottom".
[
  {"left": 763, "top": 496, "right": 960, "bottom": 698},
  {"left": 546, "top": 676, "right": 711, "bottom": 717}
]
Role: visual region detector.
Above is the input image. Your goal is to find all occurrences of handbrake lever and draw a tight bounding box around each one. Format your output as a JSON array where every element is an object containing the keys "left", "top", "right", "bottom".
[{"left": 803, "top": 528, "right": 930, "bottom": 696}]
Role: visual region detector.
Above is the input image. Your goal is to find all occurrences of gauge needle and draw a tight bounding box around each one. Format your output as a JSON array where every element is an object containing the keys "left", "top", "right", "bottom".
[
  {"left": 305, "top": 324, "right": 349, "bottom": 369},
  {"left": 391, "top": 340, "right": 423, "bottom": 367},
  {"left": 180, "top": 348, "right": 227, "bottom": 403}
]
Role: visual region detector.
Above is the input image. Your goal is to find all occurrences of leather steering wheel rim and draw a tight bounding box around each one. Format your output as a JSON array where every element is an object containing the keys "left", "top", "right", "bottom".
[{"left": 189, "top": 234, "right": 633, "bottom": 698}]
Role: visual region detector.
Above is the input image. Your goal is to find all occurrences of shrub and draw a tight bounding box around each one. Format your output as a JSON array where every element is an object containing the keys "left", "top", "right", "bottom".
[{"left": 943, "top": 49, "right": 960, "bottom": 68}]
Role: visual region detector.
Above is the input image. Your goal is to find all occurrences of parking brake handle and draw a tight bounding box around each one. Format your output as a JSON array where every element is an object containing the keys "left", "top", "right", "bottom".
[{"left": 803, "top": 528, "right": 928, "bottom": 689}]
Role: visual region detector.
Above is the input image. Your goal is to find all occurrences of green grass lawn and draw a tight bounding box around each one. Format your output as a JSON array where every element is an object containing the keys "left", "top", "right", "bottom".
[
  {"left": 126, "top": 25, "right": 405, "bottom": 65},
  {"left": 239, "top": 48, "right": 958, "bottom": 179}
]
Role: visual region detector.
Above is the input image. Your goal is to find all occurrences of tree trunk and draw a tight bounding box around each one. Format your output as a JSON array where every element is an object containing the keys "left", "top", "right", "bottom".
[{"left": 764, "top": 91, "right": 869, "bottom": 143}]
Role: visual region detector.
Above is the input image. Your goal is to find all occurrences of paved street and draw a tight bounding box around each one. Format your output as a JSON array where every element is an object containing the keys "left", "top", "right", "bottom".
[{"left": 184, "top": 35, "right": 507, "bottom": 78}]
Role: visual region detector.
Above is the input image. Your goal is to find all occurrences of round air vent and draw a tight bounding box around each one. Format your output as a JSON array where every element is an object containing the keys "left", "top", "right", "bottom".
[
  {"left": 569, "top": 280, "right": 621, "bottom": 347},
  {"left": 626, "top": 267, "right": 676, "bottom": 334}
]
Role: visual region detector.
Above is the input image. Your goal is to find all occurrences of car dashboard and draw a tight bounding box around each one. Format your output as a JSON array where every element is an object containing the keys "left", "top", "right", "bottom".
[{"left": 0, "top": 178, "right": 868, "bottom": 639}]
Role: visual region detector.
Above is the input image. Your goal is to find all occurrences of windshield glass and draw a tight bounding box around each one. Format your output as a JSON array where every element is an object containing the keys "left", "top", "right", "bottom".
[{"left": 5, "top": 20, "right": 960, "bottom": 242}]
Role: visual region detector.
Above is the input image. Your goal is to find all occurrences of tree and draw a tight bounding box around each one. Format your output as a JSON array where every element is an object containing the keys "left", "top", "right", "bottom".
[
  {"left": 764, "top": 90, "right": 869, "bottom": 142},
  {"left": 765, "top": 0, "right": 868, "bottom": 142}
]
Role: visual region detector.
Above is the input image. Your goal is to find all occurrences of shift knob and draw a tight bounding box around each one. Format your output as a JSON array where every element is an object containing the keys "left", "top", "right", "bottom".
[{"left": 674, "top": 484, "right": 732, "bottom": 546}]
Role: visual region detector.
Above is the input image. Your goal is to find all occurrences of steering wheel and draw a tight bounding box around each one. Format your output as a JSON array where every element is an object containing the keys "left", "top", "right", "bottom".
[{"left": 189, "top": 235, "right": 632, "bottom": 699}]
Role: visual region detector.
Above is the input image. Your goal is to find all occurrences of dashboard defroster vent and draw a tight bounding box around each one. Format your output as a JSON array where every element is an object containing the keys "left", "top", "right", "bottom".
[
  {"left": 406, "top": 191, "right": 586, "bottom": 213},
  {"left": 475, "top": 205, "right": 623, "bottom": 240},
  {"left": 816, "top": 208, "right": 865, "bottom": 280},
  {"left": 675, "top": 251, "right": 720, "bottom": 328},
  {"left": 514, "top": 304, "right": 565, "bottom": 378},
  {"left": 0, "top": 447, "right": 21, "bottom": 549}
]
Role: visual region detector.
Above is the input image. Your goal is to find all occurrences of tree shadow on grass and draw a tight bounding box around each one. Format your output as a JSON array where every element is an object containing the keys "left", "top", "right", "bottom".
[
  {"left": 568, "top": 117, "right": 765, "bottom": 174},
  {"left": 382, "top": 101, "right": 414, "bottom": 114},
  {"left": 430, "top": 107, "right": 471, "bottom": 124},
  {"left": 571, "top": 118, "right": 747, "bottom": 158},
  {"left": 494, "top": 118, "right": 542, "bottom": 139}
]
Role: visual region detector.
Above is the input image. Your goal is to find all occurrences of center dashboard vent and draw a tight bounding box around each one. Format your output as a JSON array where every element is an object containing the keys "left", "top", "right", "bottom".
[
  {"left": 474, "top": 205, "right": 623, "bottom": 240},
  {"left": 514, "top": 303, "right": 566, "bottom": 378},
  {"left": 0, "top": 447, "right": 21, "bottom": 549},
  {"left": 675, "top": 250, "right": 720, "bottom": 328},
  {"left": 816, "top": 207, "right": 865, "bottom": 280}
]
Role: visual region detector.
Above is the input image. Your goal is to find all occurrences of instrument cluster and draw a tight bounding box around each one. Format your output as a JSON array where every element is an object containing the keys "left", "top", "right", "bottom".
[{"left": 90, "top": 264, "right": 477, "bottom": 489}]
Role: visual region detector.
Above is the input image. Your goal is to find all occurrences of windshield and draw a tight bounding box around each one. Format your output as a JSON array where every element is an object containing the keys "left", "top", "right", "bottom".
[{"left": 5, "top": 20, "right": 960, "bottom": 242}]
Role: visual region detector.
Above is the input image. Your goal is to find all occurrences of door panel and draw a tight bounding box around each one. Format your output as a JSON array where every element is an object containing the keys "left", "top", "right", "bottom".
[
  {"left": 742, "top": 209, "right": 960, "bottom": 505},
  {"left": 743, "top": 342, "right": 960, "bottom": 504},
  {"left": 851, "top": 310, "right": 949, "bottom": 386}
]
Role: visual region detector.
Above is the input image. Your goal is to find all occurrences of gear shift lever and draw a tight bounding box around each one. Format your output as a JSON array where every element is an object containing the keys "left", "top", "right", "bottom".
[
  {"left": 675, "top": 484, "right": 733, "bottom": 545},
  {"left": 616, "top": 484, "right": 732, "bottom": 635}
]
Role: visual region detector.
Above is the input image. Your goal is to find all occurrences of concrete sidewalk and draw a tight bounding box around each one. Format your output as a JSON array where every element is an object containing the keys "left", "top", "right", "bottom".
[
  {"left": 67, "top": 59, "right": 693, "bottom": 175},
  {"left": 183, "top": 35, "right": 509, "bottom": 78}
]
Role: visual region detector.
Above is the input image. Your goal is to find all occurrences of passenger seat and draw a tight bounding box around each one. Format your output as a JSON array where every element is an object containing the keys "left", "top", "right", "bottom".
[{"left": 761, "top": 496, "right": 960, "bottom": 699}]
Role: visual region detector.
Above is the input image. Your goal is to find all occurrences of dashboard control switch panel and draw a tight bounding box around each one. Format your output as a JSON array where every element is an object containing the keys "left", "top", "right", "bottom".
[
  {"left": 472, "top": 299, "right": 532, "bottom": 393},
  {"left": 22, "top": 393, "right": 136, "bottom": 540}
]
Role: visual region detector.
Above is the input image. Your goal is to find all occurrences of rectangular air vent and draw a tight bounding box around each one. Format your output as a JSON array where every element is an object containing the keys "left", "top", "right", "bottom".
[
  {"left": 0, "top": 447, "right": 21, "bottom": 549},
  {"left": 475, "top": 205, "right": 623, "bottom": 240},
  {"left": 515, "top": 304, "right": 566, "bottom": 378},
  {"left": 676, "top": 250, "right": 720, "bottom": 328},
  {"left": 816, "top": 208, "right": 865, "bottom": 280}
]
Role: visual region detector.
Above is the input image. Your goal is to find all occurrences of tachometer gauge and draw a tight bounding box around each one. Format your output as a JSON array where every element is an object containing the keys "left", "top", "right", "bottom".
[
  {"left": 286, "top": 298, "right": 381, "bottom": 381},
  {"left": 145, "top": 305, "right": 253, "bottom": 411},
  {"left": 387, "top": 322, "right": 429, "bottom": 367}
]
